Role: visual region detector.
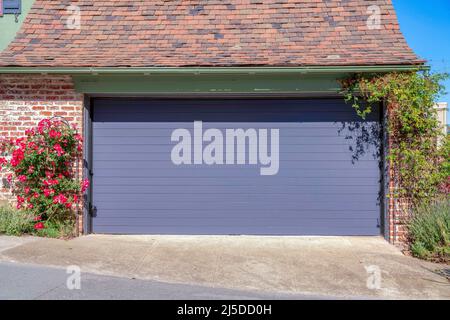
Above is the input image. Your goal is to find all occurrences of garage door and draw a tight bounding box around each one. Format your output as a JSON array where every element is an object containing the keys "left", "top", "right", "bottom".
[{"left": 92, "top": 98, "right": 382, "bottom": 235}]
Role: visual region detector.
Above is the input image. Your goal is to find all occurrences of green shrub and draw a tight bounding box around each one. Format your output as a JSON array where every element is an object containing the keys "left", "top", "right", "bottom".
[
  {"left": 0, "top": 205, "right": 34, "bottom": 236},
  {"left": 34, "top": 219, "right": 76, "bottom": 239},
  {"left": 408, "top": 199, "right": 450, "bottom": 262},
  {"left": 0, "top": 205, "right": 75, "bottom": 238},
  {"left": 0, "top": 119, "right": 86, "bottom": 229}
]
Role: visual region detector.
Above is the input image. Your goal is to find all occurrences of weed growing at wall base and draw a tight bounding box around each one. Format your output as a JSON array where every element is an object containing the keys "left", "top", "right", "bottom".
[
  {"left": 0, "top": 205, "right": 34, "bottom": 236},
  {"left": 408, "top": 200, "right": 450, "bottom": 262}
]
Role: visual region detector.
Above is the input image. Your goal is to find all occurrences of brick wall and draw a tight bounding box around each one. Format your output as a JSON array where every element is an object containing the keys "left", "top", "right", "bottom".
[
  {"left": 0, "top": 74, "right": 84, "bottom": 232},
  {"left": 387, "top": 176, "right": 410, "bottom": 246},
  {"left": 385, "top": 115, "right": 411, "bottom": 247}
]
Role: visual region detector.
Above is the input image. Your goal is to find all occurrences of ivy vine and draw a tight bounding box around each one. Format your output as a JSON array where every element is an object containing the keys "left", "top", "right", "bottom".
[{"left": 340, "top": 71, "right": 449, "bottom": 209}]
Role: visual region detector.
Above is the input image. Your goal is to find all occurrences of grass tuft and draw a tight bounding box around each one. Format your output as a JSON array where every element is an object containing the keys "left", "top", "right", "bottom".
[{"left": 408, "top": 199, "right": 450, "bottom": 262}]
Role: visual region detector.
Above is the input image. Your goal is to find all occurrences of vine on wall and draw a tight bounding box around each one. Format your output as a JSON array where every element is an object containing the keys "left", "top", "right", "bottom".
[{"left": 340, "top": 71, "right": 449, "bottom": 210}]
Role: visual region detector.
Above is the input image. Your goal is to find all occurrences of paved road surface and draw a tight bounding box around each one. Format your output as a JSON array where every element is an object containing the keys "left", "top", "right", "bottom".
[{"left": 0, "top": 261, "right": 326, "bottom": 300}]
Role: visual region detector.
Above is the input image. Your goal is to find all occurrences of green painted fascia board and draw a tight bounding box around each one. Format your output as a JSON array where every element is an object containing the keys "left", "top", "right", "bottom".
[
  {"left": 0, "top": 65, "right": 426, "bottom": 75},
  {"left": 0, "top": 65, "right": 427, "bottom": 94},
  {"left": 73, "top": 73, "right": 345, "bottom": 94}
]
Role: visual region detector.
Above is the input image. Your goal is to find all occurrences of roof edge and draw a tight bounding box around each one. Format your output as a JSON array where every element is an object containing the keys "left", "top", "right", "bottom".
[{"left": 0, "top": 65, "right": 428, "bottom": 75}]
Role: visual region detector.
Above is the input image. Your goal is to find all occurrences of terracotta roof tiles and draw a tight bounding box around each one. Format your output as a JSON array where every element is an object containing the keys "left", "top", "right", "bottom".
[{"left": 0, "top": 0, "right": 424, "bottom": 67}]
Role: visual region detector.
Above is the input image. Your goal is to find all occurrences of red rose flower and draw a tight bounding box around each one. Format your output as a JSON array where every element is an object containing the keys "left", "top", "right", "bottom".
[
  {"left": 53, "top": 144, "right": 65, "bottom": 156},
  {"left": 10, "top": 149, "right": 24, "bottom": 167},
  {"left": 49, "top": 130, "right": 62, "bottom": 139},
  {"left": 81, "top": 179, "right": 90, "bottom": 192},
  {"left": 44, "top": 189, "right": 54, "bottom": 197},
  {"left": 38, "top": 119, "right": 51, "bottom": 133},
  {"left": 34, "top": 222, "right": 45, "bottom": 230},
  {"left": 0, "top": 157, "right": 7, "bottom": 170},
  {"left": 53, "top": 193, "right": 68, "bottom": 204}
]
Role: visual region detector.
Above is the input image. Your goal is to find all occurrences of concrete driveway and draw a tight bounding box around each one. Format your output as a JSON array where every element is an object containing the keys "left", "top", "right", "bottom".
[{"left": 0, "top": 235, "right": 449, "bottom": 299}]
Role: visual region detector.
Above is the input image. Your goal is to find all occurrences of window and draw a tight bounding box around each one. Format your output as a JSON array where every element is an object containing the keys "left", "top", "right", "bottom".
[{"left": 2, "top": 0, "right": 21, "bottom": 15}]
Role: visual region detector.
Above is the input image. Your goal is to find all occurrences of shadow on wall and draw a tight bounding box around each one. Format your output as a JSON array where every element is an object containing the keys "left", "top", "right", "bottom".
[
  {"left": 337, "top": 121, "right": 382, "bottom": 164},
  {"left": 337, "top": 120, "right": 384, "bottom": 208}
]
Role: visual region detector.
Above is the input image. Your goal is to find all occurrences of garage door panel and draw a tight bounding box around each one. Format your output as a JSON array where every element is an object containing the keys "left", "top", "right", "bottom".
[
  {"left": 96, "top": 201, "right": 379, "bottom": 211},
  {"left": 94, "top": 144, "right": 370, "bottom": 154},
  {"left": 94, "top": 113, "right": 379, "bottom": 123},
  {"left": 93, "top": 216, "right": 378, "bottom": 225},
  {"left": 93, "top": 135, "right": 379, "bottom": 146},
  {"left": 94, "top": 159, "right": 378, "bottom": 170},
  {"left": 94, "top": 100, "right": 380, "bottom": 122},
  {"left": 93, "top": 185, "right": 380, "bottom": 195},
  {"left": 93, "top": 126, "right": 378, "bottom": 138},
  {"left": 94, "top": 217, "right": 377, "bottom": 226},
  {"left": 94, "top": 202, "right": 378, "bottom": 212},
  {"left": 92, "top": 225, "right": 378, "bottom": 236},
  {"left": 94, "top": 152, "right": 377, "bottom": 162},
  {"left": 93, "top": 169, "right": 379, "bottom": 178},
  {"left": 94, "top": 122, "right": 377, "bottom": 130},
  {"left": 94, "top": 100, "right": 362, "bottom": 112},
  {"left": 93, "top": 193, "right": 378, "bottom": 204},
  {"left": 92, "top": 223, "right": 380, "bottom": 236},
  {"left": 92, "top": 98, "right": 381, "bottom": 235},
  {"left": 93, "top": 176, "right": 380, "bottom": 186}
]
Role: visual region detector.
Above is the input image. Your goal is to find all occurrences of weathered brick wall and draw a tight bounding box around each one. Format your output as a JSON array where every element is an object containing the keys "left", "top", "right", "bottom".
[
  {"left": 0, "top": 74, "right": 84, "bottom": 232},
  {"left": 387, "top": 179, "right": 410, "bottom": 246},
  {"left": 386, "top": 124, "right": 410, "bottom": 247}
]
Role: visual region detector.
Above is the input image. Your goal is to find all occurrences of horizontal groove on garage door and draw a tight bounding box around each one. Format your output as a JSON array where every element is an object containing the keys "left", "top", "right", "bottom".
[{"left": 92, "top": 98, "right": 381, "bottom": 235}]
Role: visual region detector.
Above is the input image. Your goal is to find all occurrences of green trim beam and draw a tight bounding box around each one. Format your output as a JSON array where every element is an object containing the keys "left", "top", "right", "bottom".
[
  {"left": 0, "top": 65, "right": 427, "bottom": 95},
  {"left": 73, "top": 73, "right": 345, "bottom": 94}
]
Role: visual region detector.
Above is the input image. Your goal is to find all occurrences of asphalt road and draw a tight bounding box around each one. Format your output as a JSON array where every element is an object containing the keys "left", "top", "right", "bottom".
[{"left": 0, "top": 261, "right": 325, "bottom": 300}]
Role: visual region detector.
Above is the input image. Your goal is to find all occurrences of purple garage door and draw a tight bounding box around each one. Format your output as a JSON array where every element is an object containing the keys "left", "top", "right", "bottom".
[{"left": 92, "top": 98, "right": 382, "bottom": 235}]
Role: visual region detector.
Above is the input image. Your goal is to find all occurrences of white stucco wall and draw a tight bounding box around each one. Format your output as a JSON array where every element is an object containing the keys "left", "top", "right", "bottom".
[{"left": 435, "top": 102, "right": 448, "bottom": 136}]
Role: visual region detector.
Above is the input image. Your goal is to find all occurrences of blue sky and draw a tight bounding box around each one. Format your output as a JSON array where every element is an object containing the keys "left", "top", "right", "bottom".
[{"left": 393, "top": 0, "right": 450, "bottom": 122}]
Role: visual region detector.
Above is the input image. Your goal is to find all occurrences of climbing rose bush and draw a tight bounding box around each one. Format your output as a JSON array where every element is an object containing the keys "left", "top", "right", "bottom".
[{"left": 0, "top": 119, "right": 88, "bottom": 230}]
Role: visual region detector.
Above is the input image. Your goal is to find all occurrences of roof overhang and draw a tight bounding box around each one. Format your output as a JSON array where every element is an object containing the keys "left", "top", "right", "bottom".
[{"left": 0, "top": 65, "right": 427, "bottom": 75}]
